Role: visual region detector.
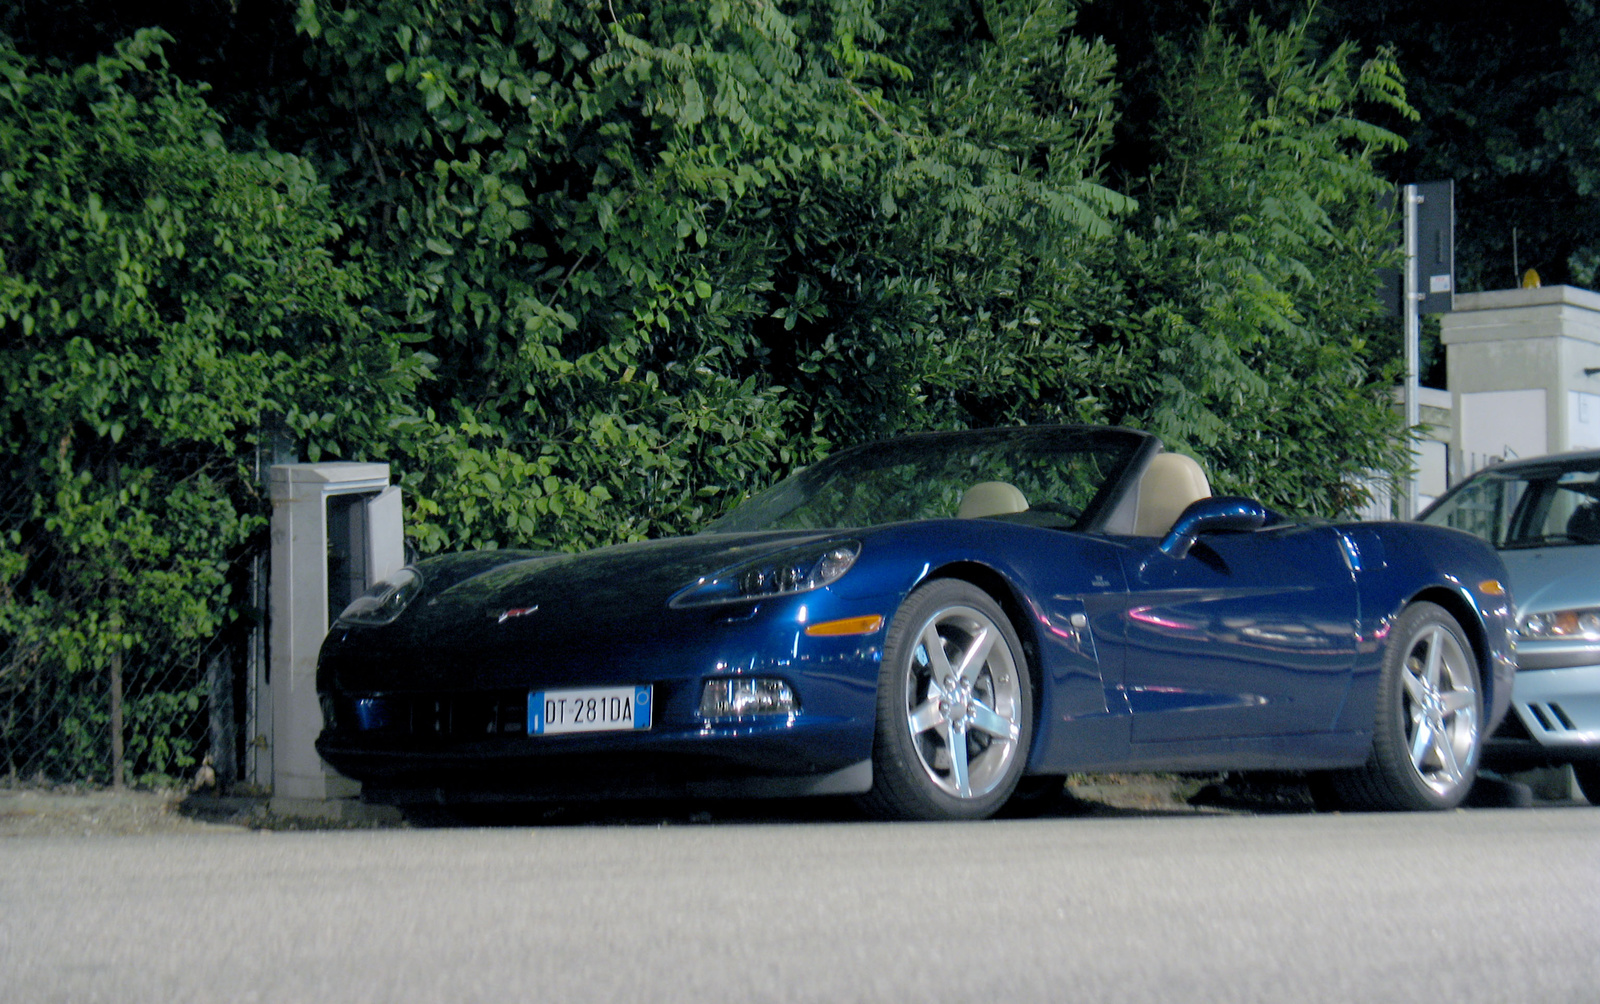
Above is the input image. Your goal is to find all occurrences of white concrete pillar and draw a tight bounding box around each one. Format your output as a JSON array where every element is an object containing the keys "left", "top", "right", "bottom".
[
  {"left": 1442, "top": 285, "right": 1600, "bottom": 479},
  {"left": 268, "top": 463, "right": 400, "bottom": 800}
]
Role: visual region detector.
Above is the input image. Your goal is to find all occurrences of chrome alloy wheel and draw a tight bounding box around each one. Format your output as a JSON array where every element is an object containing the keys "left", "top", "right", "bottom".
[
  {"left": 1399, "top": 621, "right": 1480, "bottom": 796},
  {"left": 902, "top": 604, "right": 1023, "bottom": 799}
]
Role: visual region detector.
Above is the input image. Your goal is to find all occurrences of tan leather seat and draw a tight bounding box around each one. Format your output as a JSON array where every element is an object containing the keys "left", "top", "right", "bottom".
[
  {"left": 1133, "top": 453, "right": 1211, "bottom": 536},
  {"left": 958, "top": 481, "right": 1029, "bottom": 519}
]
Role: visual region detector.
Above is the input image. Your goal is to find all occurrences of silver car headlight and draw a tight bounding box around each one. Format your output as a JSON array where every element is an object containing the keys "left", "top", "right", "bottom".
[
  {"left": 669, "top": 540, "right": 860, "bottom": 608},
  {"left": 1517, "top": 607, "right": 1600, "bottom": 641},
  {"left": 335, "top": 568, "right": 424, "bottom": 626}
]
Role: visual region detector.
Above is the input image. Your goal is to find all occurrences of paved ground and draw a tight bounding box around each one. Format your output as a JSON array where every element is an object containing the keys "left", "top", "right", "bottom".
[{"left": 5, "top": 802, "right": 1596, "bottom": 1003}]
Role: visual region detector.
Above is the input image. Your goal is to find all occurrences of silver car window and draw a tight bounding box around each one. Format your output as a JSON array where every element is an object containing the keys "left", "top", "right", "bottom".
[
  {"left": 1424, "top": 461, "right": 1600, "bottom": 549},
  {"left": 1424, "top": 472, "right": 1524, "bottom": 547}
]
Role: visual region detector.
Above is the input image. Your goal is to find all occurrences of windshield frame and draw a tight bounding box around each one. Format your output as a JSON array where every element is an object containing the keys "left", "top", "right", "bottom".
[{"left": 703, "top": 425, "right": 1159, "bottom": 535}]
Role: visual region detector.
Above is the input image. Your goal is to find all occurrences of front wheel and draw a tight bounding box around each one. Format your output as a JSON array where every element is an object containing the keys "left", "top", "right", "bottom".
[
  {"left": 1320, "top": 601, "right": 1483, "bottom": 811},
  {"left": 858, "top": 580, "right": 1032, "bottom": 821}
]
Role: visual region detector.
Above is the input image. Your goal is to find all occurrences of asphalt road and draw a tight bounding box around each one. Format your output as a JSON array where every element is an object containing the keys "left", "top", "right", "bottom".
[{"left": 2, "top": 806, "right": 1596, "bottom": 1003}]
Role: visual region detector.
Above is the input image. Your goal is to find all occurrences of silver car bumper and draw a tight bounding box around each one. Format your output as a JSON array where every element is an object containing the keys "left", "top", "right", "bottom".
[{"left": 1488, "top": 639, "right": 1600, "bottom": 765}]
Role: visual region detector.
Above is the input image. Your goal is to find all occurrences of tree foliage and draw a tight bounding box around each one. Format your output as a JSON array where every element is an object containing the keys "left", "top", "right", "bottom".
[
  {"left": 0, "top": 30, "right": 423, "bottom": 782},
  {"left": 1095, "top": 0, "right": 1600, "bottom": 294},
  {"left": 1110, "top": 14, "right": 1412, "bottom": 508},
  {"left": 2, "top": 0, "right": 1416, "bottom": 784}
]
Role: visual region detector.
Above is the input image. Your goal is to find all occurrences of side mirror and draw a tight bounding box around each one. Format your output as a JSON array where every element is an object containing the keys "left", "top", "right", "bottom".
[{"left": 1159, "top": 496, "right": 1269, "bottom": 558}]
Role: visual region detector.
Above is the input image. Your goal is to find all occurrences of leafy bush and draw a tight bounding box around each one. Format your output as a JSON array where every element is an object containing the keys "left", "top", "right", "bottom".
[
  {"left": 0, "top": 30, "right": 423, "bottom": 783},
  {"left": 2, "top": 3, "right": 1416, "bottom": 786}
]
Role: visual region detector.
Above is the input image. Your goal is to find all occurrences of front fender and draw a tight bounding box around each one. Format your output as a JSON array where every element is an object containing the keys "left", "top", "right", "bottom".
[{"left": 1335, "top": 524, "right": 1516, "bottom": 737}]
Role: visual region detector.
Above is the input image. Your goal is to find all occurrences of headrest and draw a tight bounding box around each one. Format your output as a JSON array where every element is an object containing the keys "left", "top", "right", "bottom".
[
  {"left": 1133, "top": 452, "right": 1212, "bottom": 536},
  {"left": 958, "top": 481, "right": 1029, "bottom": 519}
]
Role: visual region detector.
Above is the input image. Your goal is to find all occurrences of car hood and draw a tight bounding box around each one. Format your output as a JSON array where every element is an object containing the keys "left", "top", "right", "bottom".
[
  {"left": 1498, "top": 544, "right": 1600, "bottom": 614},
  {"left": 395, "top": 529, "right": 841, "bottom": 635},
  {"left": 320, "top": 528, "right": 857, "bottom": 691}
]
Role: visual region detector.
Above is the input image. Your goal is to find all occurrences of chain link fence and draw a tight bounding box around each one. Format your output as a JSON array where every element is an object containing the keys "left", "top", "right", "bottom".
[{"left": 1, "top": 448, "right": 265, "bottom": 792}]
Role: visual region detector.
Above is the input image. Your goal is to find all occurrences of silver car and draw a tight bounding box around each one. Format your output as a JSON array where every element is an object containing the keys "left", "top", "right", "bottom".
[{"left": 1419, "top": 450, "right": 1600, "bottom": 804}]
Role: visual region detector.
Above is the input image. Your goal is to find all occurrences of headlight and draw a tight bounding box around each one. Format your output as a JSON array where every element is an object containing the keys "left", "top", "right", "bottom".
[
  {"left": 669, "top": 540, "right": 861, "bottom": 608},
  {"left": 1517, "top": 607, "right": 1600, "bottom": 641},
  {"left": 335, "top": 568, "right": 423, "bottom": 626}
]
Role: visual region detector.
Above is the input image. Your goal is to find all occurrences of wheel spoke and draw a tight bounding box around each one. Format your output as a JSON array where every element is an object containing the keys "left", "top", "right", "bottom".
[
  {"left": 1440, "top": 689, "right": 1475, "bottom": 715},
  {"left": 968, "top": 699, "right": 1019, "bottom": 742},
  {"left": 953, "top": 626, "right": 996, "bottom": 687},
  {"left": 947, "top": 723, "right": 971, "bottom": 797},
  {"left": 1434, "top": 730, "right": 1464, "bottom": 787},
  {"left": 907, "top": 699, "right": 946, "bottom": 736},
  {"left": 1422, "top": 627, "right": 1445, "bottom": 689},
  {"left": 920, "top": 623, "right": 953, "bottom": 681},
  {"left": 1410, "top": 717, "right": 1435, "bottom": 771},
  {"left": 1402, "top": 666, "right": 1428, "bottom": 704}
]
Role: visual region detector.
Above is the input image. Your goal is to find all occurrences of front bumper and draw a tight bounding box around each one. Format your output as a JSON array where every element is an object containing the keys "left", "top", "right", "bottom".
[
  {"left": 1483, "top": 643, "right": 1600, "bottom": 768},
  {"left": 316, "top": 579, "right": 898, "bottom": 802},
  {"left": 316, "top": 715, "right": 875, "bottom": 804}
]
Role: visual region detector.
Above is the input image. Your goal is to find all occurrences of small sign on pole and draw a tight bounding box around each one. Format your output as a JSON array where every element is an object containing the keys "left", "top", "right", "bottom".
[
  {"left": 1379, "top": 181, "right": 1455, "bottom": 318},
  {"left": 1413, "top": 180, "right": 1455, "bottom": 316}
]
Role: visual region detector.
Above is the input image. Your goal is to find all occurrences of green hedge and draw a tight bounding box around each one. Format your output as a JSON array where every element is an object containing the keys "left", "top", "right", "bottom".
[{"left": 1, "top": 2, "right": 1411, "bottom": 786}]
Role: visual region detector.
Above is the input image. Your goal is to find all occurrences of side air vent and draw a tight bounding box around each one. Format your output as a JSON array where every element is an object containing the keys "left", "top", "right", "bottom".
[{"left": 1522, "top": 702, "right": 1579, "bottom": 733}]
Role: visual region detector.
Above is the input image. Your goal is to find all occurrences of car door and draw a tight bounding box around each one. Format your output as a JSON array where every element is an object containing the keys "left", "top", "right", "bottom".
[{"left": 1110, "top": 523, "right": 1360, "bottom": 743}]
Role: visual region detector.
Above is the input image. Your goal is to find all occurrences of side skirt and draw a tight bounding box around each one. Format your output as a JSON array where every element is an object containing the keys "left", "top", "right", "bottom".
[{"left": 1115, "top": 731, "right": 1374, "bottom": 773}]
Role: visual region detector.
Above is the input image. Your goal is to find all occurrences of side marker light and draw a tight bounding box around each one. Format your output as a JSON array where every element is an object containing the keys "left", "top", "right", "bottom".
[{"left": 804, "top": 614, "right": 885, "bottom": 637}]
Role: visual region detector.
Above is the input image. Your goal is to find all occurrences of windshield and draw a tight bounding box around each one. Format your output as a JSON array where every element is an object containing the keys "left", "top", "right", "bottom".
[
  {"left": 706, "top": 426, "right": 1149, "bottom": 534},
  {"left": 1421, "top": 458, "right": 1600, "bottom": 549}
]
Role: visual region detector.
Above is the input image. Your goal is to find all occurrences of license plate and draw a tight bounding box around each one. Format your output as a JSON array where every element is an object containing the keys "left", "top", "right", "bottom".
[{"left": 528, "top": 685, "right": 652, "bottom": 735}]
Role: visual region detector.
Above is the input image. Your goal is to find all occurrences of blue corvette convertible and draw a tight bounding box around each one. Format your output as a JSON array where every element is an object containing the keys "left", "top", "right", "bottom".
[{"left": 316, "top": 426, "right": 1515, "bottom": 820}]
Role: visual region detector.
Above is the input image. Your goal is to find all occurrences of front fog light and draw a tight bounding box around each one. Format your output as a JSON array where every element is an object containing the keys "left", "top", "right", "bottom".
[{"left": 699, "top": 678, "right": 797, "bottom": 717}]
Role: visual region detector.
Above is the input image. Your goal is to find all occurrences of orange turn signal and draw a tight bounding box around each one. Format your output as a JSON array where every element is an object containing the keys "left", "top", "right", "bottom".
[
  {"left": 804, "top": 614, "right": 885, "bottom": 637},
  {"left": 1478, "top": 580, "right": 1506, "bottom": 597}
]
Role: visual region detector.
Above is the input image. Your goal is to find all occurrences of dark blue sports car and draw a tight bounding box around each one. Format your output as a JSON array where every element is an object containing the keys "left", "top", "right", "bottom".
[{"left": 316, "top": 425, "right": 1516, "bottom": 819}]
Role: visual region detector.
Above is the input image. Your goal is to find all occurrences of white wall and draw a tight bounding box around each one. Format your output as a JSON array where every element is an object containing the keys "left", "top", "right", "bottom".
[
  {"left": 1458, "top": 388, "right": 1548, "bottom": 467},
  {"left": 1442, "top": 285, "right": 1600, "bottom": 472},
  {"left": 1571, "top": 390, "right": 1600, "bottom": 450}
]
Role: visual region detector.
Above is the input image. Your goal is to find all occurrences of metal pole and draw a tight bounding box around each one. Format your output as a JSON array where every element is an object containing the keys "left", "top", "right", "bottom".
[
  {"left": 1403, "top": 184, "right": 1421, "bottom": 519},
  {"left": 110, "top": 646, "right": 124, "bottom": 789}
]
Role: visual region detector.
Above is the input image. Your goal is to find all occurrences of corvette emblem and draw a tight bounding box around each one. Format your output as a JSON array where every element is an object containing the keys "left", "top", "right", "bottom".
[{"left": 496, "top": 605, "right": 539, "bottom": 624}]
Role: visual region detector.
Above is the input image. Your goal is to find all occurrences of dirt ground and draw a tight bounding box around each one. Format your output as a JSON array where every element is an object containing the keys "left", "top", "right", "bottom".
[{"left": 0, "top": 787, "right": 238, "bottom": 838}]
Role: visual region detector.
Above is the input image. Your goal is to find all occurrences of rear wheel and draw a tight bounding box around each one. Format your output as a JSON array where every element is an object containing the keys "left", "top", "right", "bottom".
[
  {"left": 1573, "top": 763, "right": 1600, "bottom": 805},
  {"left": 858, "top": 580, "right": 1032, "bottom": 821},
  {"left": 1320, "top": 602, "right": 1482, "bottom": 811}
]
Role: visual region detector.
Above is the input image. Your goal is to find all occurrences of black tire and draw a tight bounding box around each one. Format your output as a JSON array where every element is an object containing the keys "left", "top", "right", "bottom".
[
  {"left": 858, "top": 579, "right": 1033, "bottom": 821},
  {"left": 1319, "top": 602, "right": 1483, "bottom": 811},
  {"left": 1573, "top": 763, "right": 1600, "bottom": 806}
]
